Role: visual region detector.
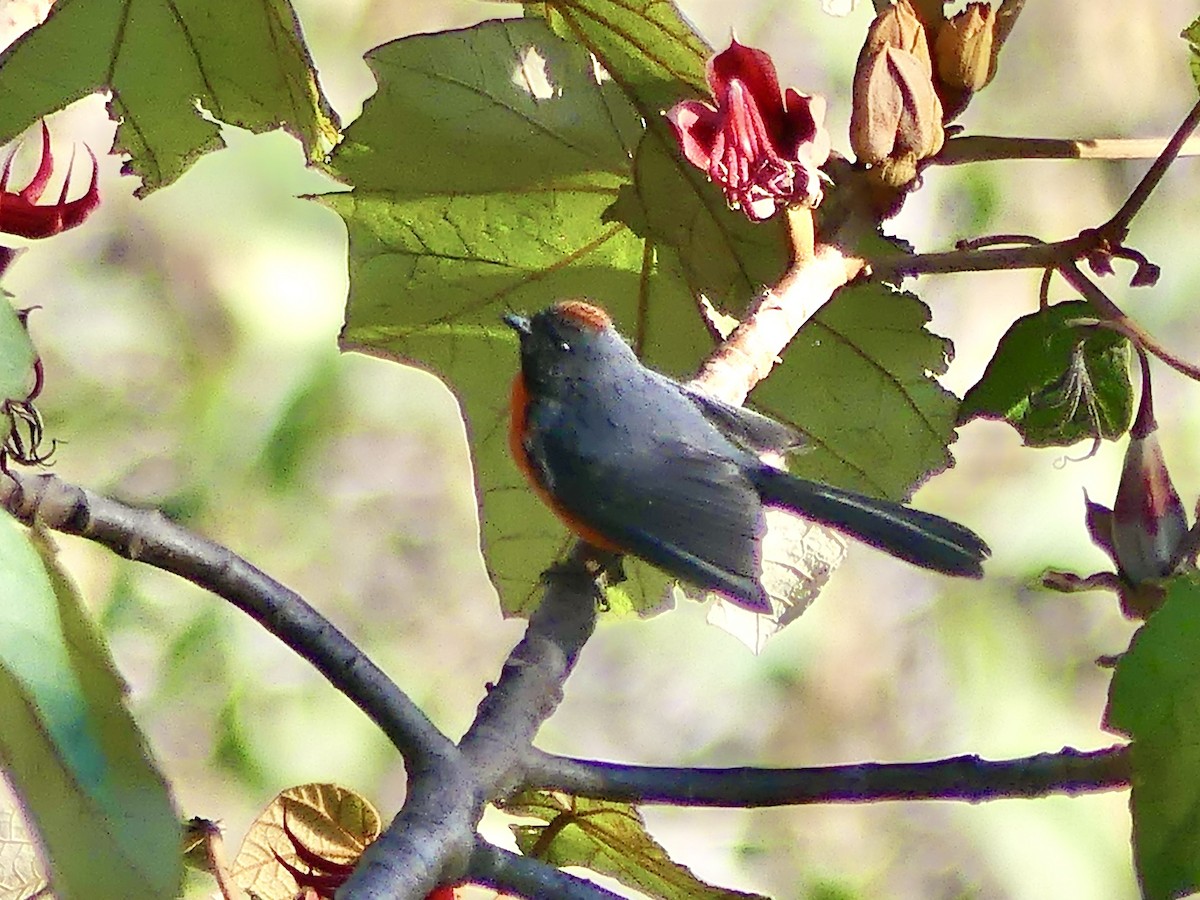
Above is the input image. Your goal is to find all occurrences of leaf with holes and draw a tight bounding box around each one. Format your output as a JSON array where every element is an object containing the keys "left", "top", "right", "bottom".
[{"left": 328, "top": 13, "right": 960, "bottom": 617}]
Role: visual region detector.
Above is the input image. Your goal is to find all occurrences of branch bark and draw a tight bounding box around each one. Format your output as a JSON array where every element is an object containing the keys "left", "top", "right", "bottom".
[{"left": 524, "top": 744, "right": 1130, "bottom": 806}]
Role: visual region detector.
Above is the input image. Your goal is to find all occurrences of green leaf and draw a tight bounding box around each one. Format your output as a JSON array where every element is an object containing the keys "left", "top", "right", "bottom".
[
  {"left": 959, "top": 301, "right": 1133, "bottom": 448},
  {"left": 328, "top": 19, "right": 680, "bottom": 617},
  {"left": 756, "top": 283, "right": 962, "bottom": 500},
  {"left": 330, "top": 16, "right": 958, "bottom": 615},
  {"left": 0, "top": 519, "right": 179, "bottom": 899},
  {"left": 529, "top": 0, "right": 711, "bottom": 114},
  {"left": 503, "top": 790, "right": 767, "bottom": 900},
  {"left": 0, "top": 302, "right": 36, "bottom": 404},
  {"left": 0, "top": 0, "right": 338, "bottom": 195},
  {"left": 1183, "top": 16, "right": 1200, "bottom": 93},
  {"left": 1106, "top": 577, "right": 1200, "bottom": 900}
]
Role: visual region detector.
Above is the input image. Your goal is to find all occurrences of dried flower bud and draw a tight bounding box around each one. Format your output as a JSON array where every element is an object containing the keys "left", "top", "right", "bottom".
[
  {"left": 850, "top": 0, "right": 944, "bottom": 187},
  {"left": 850, "top": 47, "right": 944, "bottom": 169},
  {"left": 934, "top": 3, "right": 997, "bottom": 92},
  {"left": 862, "top": 0, "right": 930, "bottom": 62}
]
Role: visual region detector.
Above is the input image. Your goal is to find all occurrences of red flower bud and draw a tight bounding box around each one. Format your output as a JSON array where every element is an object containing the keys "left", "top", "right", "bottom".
[
  {"left": 0, "top": 122, "right": 100, "bottom": 239},
  {"left": 1085, "top": 352, "right": 1190, "bottom": 616},
  {"left": 666, "top": 40, "right": 830, "bottom": 221}
]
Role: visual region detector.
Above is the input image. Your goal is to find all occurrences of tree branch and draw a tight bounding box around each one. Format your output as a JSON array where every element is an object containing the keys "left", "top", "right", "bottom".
[
  {"left": 934, "top": 134, "right": 1200, "bottom": 166},
  {"left": 0, "top": 470, "right": 453, "bottom": 766},
  {"left": 459, "top": 548, "right": 601, "bottom": 798},
  {"left": 468, "top": 840, "right": 626, "bottom": 900},
  {"left": 1103, "top": 95, "right": 1200, "bottom": 239},
  {"left": 870, "top": 234, "right": 1092, "bottom": 280},
  {"left": 523, "top": 745, "right": 1130, "bottom": 806},
  {"left": 0, "top": 470, "right": 486, "bottom": 900}
]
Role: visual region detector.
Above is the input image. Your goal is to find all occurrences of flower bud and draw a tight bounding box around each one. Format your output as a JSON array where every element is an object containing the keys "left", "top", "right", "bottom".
[
  {"left": 934, "top": 3, "right": 997, "bottom": 92},
  {"left": 1084, "top": 351, "right": 1191, "bottom": 617},
  {"left": 850, "top": 46, "right": 944, "bottom": 171},
  {"left": 850, "top": 0, "right": 945, "bottom": 183}
]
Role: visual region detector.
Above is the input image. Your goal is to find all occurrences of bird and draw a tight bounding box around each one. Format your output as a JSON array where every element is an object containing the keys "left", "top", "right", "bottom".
[{"left": 503, "top": 299, "right": 989, "bottom": 612}]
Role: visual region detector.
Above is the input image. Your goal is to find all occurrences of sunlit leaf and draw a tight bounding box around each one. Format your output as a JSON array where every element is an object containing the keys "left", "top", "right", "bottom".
[
  {"left": 1106, "top": 577, "right": 1200, "bottom": 900},
  {"left": 0, "top": 522, "right": 179, "bottom": 899},
  {"left": 960, "top": 301, "right": 1133, "bottom": 448},
  {"left": 758, "top": 282, "right": 961, "bottom": 500},
  {"left": 330, "top": 15, "right": 963, "bottom": 617},
  {"left": 0, "top": 0, "right": 338, "bottom": 194},
  {"left": 230, "top": 783, "right": 381, "bottom": 900},
  {"left": 503, "top": 790, "right": 767, "bottom": 900},
  {"left": 1183, "top": 16, "right": 1200, "bottom": 93}
]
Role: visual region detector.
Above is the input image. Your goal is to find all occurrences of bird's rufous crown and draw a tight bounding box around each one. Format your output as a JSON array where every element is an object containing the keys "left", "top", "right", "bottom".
[{"left": 551, "top": 299, "right": 612, "bottom": 331}]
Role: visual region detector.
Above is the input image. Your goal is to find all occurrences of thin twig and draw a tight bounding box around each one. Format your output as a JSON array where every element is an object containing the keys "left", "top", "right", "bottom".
[
  {"left": 1056, "top": 261, "right": 1200, "bottom": 383},
  {"left": 1104, "top": 96, "right": 1200, "bottom": 239},
  {"left": 523, "top": 745, "right": 1130, "bottom": 806},
  {"left": 468, "top": 840, "right": 626, "bottom": 900},
  {"left": 870, "top": 234, "right": 1091, "bottom": 280},
  {"left": 934, "top": 134, "right": 1200, "bottom": 166}
]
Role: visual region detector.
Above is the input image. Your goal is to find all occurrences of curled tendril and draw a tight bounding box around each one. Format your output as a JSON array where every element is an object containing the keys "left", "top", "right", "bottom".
[
  {"left": 2, "top": 397, "right": 56, "bottom": 468},
  {"left": 0, "top": 306, "right": 56, "bottom": 477}
]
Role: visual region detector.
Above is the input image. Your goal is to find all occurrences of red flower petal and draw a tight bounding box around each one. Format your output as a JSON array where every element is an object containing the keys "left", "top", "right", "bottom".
[
  {"left": 666, "top": 40, "right": 829, "bottom": 221},
  {"left": 0, "top": 124, "right": 100, "bottom": 239}
]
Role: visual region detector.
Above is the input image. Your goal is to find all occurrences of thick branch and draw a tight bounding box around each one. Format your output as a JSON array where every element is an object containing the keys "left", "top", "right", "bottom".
[
  {"left": 524, "top": 744, "right": 1130, "bottom": 806},
  {"left": 459, "top": 548, "right": 601, "bottom": 798}
]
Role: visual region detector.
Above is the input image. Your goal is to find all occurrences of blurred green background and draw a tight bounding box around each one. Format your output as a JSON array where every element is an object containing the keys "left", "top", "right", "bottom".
[{"left": 2, "top": 1, "right": 1199, "bottom": 898}]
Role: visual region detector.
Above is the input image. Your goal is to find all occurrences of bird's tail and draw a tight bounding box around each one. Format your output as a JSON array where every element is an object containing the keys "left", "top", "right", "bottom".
[{"left": 751, "top": 466, "right": 989, "bottom": 578}]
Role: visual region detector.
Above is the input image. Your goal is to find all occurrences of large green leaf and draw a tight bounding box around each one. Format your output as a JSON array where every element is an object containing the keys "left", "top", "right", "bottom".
[
  {"left": 1106, "top": 577, "right": 1200, "bottom": 900},
  {"left": 503, "top": 790, "right": 767, "bottom": 900},
  {"left": 0, "top": 520, "right": 179, "bottom": 899},
  {"left": 329, "top": 19, "right": 696, "bottom": 616},
  {"left": 0, "top": 0, "right": 337, "bottom": 194},
  {"left": 330, "top": 14, "right": 959, "bottom": 614},
  {"left": 960, "top": 301, "right": 1133, "bottom": 448},
  {"left": 756, "top": 282, "right": 961, "bottom": 500}
]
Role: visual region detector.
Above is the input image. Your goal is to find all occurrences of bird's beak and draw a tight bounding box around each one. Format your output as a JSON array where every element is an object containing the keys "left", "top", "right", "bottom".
[{"left": 502, "top": 311, "right": 532, "bottom": 336}]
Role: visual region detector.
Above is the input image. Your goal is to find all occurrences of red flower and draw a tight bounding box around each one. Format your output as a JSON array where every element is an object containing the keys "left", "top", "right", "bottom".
[
  {"left": 0, "top": 122, "right": 100, "bottom": 239},
  {"left": 667, "top": 40, "right": 830, "bottom": 221}
]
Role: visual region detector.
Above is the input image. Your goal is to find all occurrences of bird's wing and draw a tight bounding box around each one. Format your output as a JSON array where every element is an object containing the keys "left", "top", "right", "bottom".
[
  {"left": 675, "top": 381, "right": 805, "bottom": 455},
  {"left": 532, "top": 423, "right": 770, "bottom": 610}
]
